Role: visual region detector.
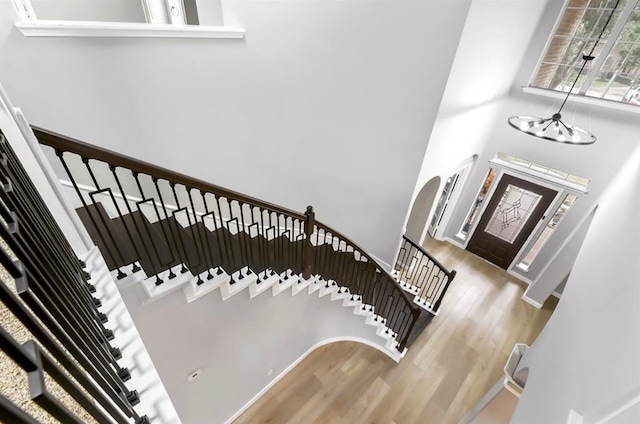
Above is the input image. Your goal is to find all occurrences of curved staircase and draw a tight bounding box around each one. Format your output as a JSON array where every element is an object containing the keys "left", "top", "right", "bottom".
[
  {"left": 34, "top": 127, "right": 456, "bottom": 360},
  {"left": 75, "top": 201, "right": 411, "bottom": 359}
]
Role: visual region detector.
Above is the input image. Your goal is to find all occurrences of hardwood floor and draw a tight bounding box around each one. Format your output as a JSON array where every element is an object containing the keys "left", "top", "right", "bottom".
[{"left": 234, "top": 237, "right": 558, "bottom": 424}]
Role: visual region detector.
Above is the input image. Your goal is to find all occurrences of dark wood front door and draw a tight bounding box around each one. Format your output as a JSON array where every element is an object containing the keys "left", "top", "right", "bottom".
[{"left": 466, "top": 174, "right": 557, "bottom": 269}]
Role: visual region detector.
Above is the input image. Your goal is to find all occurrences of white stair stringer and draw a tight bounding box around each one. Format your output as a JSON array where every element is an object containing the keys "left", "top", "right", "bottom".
[
  {"left": 365, "top": 313, "right": 386, "bottom": 329},
  {"left": 271, "top": 273, "right": 295, "bottom": 296},
  {"left": 220, "top": 267, "right": 257, "bottom": 301},
  {"left": 309, "top": 277, "right": 339, "bottom": 298},
  {"left": 342, "top": 294, "right": 363, "bottom": 308},
  {"left": 301, "top": 277, "right": 405, "bottom": 361},
  {"left": 141, "top": 265, "right": 193, "bottom": 305},
  {"left": 80, "top": 247, "right": 182, "bottom": 424},
  {"left": 279, "top": 270, "right": 300, "bottom": 292},
  {"left": 291, "top": 273, "right": 314, "bottom": 296},
  {"left": 318, "top": 281, "right": 339, "bottom": 298},
  {"left": 126, "top": 263, "right": 409, "bottom": 361},
  {"left": 111, "top": 263, "right": 146, "bottom": 290},
  {"left": 251, "top": 269, "right": 280, "bottom": 298},
  {"left": 183, "top": 267, "right": 230, "bottom": 303},
  {"left": 330, "top": 286, "right": 352, "bottom": 302},
  {"left": 354, "top": 303, "right": 375, "bottom": 318},
  {"left": 398, "top": 279, "right": 439, "bottom": 316},
  {"left": 307, "top": 277, "right": 324, "bottom": 295}
]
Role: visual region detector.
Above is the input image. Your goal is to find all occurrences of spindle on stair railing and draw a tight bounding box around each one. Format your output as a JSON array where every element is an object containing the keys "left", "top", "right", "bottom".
[
  {"left": 393, "top": 235, "right": 457, "bottom": 313},
  {"left": 32, "top": 127, "right": 431, "bottom": 352},
  {"left": 0, "top": 132, "right": 148, "bottom": 424}
]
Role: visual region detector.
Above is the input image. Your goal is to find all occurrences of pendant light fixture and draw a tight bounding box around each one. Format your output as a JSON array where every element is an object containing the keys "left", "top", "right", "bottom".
[{"left": 508, "top": 0, "right": 622, "bottom": 145}]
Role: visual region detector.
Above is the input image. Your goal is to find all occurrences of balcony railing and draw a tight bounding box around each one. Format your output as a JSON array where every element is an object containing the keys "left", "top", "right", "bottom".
[{"left": 0, "top": 132, "right": 148, "bottom": 424}]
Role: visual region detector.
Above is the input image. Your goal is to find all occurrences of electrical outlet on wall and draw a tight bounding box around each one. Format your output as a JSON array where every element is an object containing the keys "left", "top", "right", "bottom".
[
  {"left": 187, "top": 368, "right": 202, "bottom": 382},
  {"left": 267, "top": 368, "right": 274, "bottom": 377}
]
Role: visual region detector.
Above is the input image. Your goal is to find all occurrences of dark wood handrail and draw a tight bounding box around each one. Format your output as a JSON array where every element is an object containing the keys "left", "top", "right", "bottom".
[
  {"left": 401, "top": 235, "right": 455, "bottom": 278},
  {"left": 32, "top": 127, "right": 307, "bottom": 221},
  {"left": 34, "top": 126, "right": 421, "bottom": 349},
  {"left": 315, "top": 220, "right": 420, "bottom": 311}
]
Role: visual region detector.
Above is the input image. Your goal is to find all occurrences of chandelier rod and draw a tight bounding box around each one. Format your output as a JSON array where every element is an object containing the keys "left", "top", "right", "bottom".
[{"left": 558, "top": 0, "right": 621, "bottom": 115}]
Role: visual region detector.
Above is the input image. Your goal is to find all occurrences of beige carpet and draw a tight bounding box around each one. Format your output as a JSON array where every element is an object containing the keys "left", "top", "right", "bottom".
[{"left": 0, "top": 239, "right": 96, "bottom": 423}]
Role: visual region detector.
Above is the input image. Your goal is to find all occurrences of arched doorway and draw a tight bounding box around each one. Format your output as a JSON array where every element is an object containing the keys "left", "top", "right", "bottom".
[{"left": 405, "top": 176, "right": 441, "bottom": 245}]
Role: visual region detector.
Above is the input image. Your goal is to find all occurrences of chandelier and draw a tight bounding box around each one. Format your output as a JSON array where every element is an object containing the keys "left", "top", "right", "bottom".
[{"left": 508, "top": 0, "right": 622, "bottom": 145}]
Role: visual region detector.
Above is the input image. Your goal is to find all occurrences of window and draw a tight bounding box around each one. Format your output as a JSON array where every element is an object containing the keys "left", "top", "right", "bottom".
[
  {"left": 493, "top": 153, "right": 590, "bottom": 191},
  {"left": 517, "top": 194, "right": 578, "bottom": 271},
  {"left": 457, "top": 168, "right": 497, "bottom": 240},
  {"left": 531, "top": 0, "right": 640, "bottom": 105}
]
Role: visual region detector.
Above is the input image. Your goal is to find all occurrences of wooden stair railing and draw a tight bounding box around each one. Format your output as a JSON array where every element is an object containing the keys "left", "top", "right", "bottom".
[
  {"left": 33, "top": 127, "right": 422, "bottom": 352},
  {"left": 393, "top": 235, "right": 457, "bottom": 313}
]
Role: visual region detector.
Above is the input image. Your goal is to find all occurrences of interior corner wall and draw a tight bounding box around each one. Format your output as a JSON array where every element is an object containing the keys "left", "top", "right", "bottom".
[
  {"left": 424, "top": 0, "right": 640, "bottom": 299},
  {"left": 404, "top": 176, "right": 440, "bottom": 243},
  {"left": 405, "top": 0, "right": 551, "bottom": 238},
  {"left": 510, "top": 144, "right": 640, "bottom": 424},
  {"left": 523, "top": 206, "right": 596, "bottom": 304},
  {"left": 0, "top": 0, "right": 472, "bottom": 265},
  {"left": 444, "top": 94, "right": 640, "bottom": 286}
]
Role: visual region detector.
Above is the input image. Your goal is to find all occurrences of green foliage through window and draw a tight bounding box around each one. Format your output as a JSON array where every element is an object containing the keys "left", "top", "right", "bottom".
[{"left": 531, "top": 0, "right": 640, "bottom": 105}]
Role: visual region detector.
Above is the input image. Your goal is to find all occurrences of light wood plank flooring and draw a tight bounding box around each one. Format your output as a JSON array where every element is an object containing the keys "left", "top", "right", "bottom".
[{"left": 234, "top": 237, "right": 558, "bottom": 424}]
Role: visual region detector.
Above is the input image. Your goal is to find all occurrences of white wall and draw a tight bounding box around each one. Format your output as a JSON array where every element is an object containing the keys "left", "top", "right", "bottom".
[
  {"left": 0, "top": 0, "right": 472, "bottom": 264},
  {"left": 0, "top": 84, "right": 91, "bottom": 254},
  {"left": 523, "top": 205, "right": 596, "bottom": 304},
  {"left": 511, "top": 144, "right": 640, "bottom": 423},
  {"left": 444, "top": 94, "right": 640, "bottom": 282},
  {"left": 403, "top": 0, "right": 640, "bottom": 305},
  {"left": 404, "top": 175, "right": 440, "bottom": 242},
  {"left": 408, "top": 0, "right": 550, "bottom": 214},
  {"left": 118, "top": 279, "right": 393, "bottom": 424}
]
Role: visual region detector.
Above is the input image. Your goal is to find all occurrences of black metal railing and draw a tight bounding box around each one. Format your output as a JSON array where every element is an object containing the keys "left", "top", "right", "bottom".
[
  {"left": 394, "top": 235, "right": 457, "bottom": 313},
  {"left": 33, "top": 127, "right": 422, "bottom": 352},
  {"left": 0, "top": 133, "right": 148, "bottom": 423}
]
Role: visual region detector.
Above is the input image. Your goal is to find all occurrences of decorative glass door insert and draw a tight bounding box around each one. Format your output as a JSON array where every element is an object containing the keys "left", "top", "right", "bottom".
[
  {"left": 484, "top": 184, "right": 542, "bottom": 243},
  {"left": 466, "top": 174, "right": 558, "bottom": 270}
]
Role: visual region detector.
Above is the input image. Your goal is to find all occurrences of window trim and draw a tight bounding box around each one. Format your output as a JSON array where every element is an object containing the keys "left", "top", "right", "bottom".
[
  {"left": 11, "top": 0, "right": 245, "bottom": 39},
  {"left": 15, "top": 20, "right": 245, "bottom": 39},
  {"left": 522, "top": 86, "right": 640, "bottom": 113},
  {"left": 578, "top": 1, "right": 637, "bottom": 95},
  {"left": 489, "top": 157, "right": 589, "bottom": 194},
  {"left": 528, "top": 0, "right": 640, "bottom": 107}
]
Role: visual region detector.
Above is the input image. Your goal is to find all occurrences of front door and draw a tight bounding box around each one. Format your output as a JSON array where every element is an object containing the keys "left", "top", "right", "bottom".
[{"left": 466, "top": 174, "right": 557, "bottom": 269}]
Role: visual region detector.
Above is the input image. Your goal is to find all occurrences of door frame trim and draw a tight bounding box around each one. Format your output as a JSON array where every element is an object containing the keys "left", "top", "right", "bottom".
[
  {"left": 463, "top": 165, "right": 576, "bottom": 275},
  {"left": 466, "top": 174, "right": 559, "bottom": 270}
]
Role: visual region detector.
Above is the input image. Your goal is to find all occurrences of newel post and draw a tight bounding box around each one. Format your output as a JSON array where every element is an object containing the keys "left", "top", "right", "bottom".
[{"left": 302, "top": 205, "right": 315, "bottom": 279}]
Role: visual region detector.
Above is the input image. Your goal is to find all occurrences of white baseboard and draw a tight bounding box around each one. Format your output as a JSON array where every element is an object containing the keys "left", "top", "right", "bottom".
[
  {"left": 444, "top": 236, "right": 466, "bottom": 249},
  {"left": 551, "top": 290, "right": 563, "bottom": 299},
  {"left": 223, "top": 336, "right": 400, "bottom": 424},
  {"left": 521, "top": 293, "right": 544, "bottom": 309}
]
